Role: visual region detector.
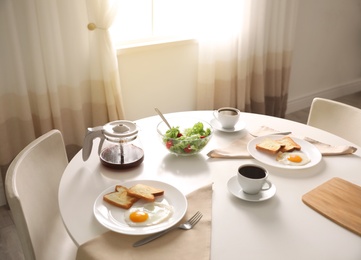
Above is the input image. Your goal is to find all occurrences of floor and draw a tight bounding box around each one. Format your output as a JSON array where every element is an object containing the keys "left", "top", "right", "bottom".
[
  {"left": 1, "top": 91, "right": 360, "bottom": 260},
  {"left": 0, "top": 206, "right": 24, "bottom": 260}
]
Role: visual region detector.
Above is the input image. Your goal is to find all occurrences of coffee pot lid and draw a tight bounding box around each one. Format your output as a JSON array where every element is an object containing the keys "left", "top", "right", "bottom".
[{"left": 103, "top": 120, "right": 138, "bottom": 138}]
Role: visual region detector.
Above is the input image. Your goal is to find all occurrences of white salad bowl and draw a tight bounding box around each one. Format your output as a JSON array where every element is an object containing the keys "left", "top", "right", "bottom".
[{"left": 157, "top": 118, "right": 213, "bottom": 156}]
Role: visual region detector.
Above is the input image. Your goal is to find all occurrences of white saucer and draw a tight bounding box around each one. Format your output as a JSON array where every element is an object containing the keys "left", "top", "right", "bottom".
[
  {"left": 227, "top": 176, "right": 276, "bottom": 202},
  {"left": 210, "top": 118, "right": 246, "bottom": 133}
]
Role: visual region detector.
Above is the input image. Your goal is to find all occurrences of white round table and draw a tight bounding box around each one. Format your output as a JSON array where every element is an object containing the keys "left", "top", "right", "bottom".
[{"left": 59, "top": 111, "right": 361, "bottom": 259}]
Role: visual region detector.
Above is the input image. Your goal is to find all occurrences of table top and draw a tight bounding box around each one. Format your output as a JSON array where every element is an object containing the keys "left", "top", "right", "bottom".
[{"left": 59, "top": 111, "right": 361, "bottom": 259}]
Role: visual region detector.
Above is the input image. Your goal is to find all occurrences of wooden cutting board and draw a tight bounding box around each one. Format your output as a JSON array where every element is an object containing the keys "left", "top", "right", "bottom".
[{"left": 302, "top": 177, "right": 361, "bottom": 236}]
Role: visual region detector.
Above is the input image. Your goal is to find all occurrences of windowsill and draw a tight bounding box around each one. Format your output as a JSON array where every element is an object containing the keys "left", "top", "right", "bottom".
[{"left": 116, "top": 37, "right": 198, "bottom": 55}]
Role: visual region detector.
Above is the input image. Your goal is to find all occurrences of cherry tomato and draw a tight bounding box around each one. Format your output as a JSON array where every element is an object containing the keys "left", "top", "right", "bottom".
[
  {"left": 184, "top": 144, "right": 192, "bottom": 153},
  {"left": 166, "top": 140, "right": 173, "bottom": 149},
  {"left": 177, "top": 133, "right": 183, "bottom": 137},
  {"left": 200, "top": 136, "right": 205, "bottom": 139}
]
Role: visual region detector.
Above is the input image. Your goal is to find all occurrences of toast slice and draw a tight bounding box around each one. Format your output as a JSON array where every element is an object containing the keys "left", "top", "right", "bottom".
[
  {"left": 115, "top": 185, "right": 128, "bottom": 193},
  {"left": 103, "top": 185, "right": 139, "bottom": 209},
  {"left": 277, "top": 136, "right": 301, "bottom": 152},
  {"left": 127, "top": 184, "right": 164, "bottom": 202},
  {"left": 256, "top": 138, "right": 284, "bottom": 154}
]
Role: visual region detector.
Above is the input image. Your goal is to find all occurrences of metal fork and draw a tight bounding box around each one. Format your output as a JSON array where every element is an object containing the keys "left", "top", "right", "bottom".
[{"left": 133, "top": 211, "right": 203, "bottom": 247}]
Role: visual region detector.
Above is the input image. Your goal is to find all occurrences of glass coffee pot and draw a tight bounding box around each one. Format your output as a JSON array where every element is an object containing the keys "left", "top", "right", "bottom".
[{"left": 82, "top": 120, "right": 144, "bottom": 169}]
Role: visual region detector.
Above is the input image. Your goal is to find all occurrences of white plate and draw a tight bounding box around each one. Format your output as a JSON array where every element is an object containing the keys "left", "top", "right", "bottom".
[
  {"left": 247, "top": 135, "right": 322, "bottom": 169},
  {"left": 227, "top": 176, "right": 276, "bottom": 202},
  {"left": 94, "top": 180, "right": 187, "bottom": 235},
  {"left": 210, "top": 118, "right": 246, "bottom": 133}
]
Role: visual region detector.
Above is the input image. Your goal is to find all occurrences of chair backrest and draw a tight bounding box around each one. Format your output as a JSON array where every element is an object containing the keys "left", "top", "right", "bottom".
[
  {"left": 307, "top": 97, "right": 361, "bottom": 147},
  {"left": 5, "top": 130, "right": 77, "bottom": 260}
]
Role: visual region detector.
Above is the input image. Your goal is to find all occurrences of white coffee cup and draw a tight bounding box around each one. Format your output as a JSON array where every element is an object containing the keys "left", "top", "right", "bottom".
[
  {"left": 213, "top": 107, "right": 241, "bottom": 129},
  {"left": 237, "top": 164, "right": 272, "bottom": 195}
]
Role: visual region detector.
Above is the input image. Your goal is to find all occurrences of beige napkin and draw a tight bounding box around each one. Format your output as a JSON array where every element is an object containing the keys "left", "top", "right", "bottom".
[
  {"left": 207, "top": 133, "right": 254, "bottom": 158},
  {"left": 76, "top": 183, "right": 213, "bottom": 260},
  {"left": 303, "top": 137, "right": 357, "bottom": 156},
  {"left": 207, "top": 126, "right": 357, "bottom": 158}
]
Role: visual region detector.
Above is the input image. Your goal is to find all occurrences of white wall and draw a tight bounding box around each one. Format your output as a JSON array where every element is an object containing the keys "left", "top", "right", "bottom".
[
  {"left": 118, "top": 40, "right": 198, "bottom": 120},
  {"left": 287, "top": 0, "right": 361, "bottom": 112},
  {"left": 118, "top": 0, "right": 361, "bottom": 120}
]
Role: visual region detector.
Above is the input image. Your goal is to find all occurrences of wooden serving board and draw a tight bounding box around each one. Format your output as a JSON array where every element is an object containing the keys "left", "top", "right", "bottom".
[{"left": 302, "top": 177, "right": 361, "bottom": 236}]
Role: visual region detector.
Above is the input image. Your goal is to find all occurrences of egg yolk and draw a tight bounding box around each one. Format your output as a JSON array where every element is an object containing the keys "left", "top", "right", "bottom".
[
  {"left": 287, "top": 154, "right": 302, "bottom": 163},
  {"left": 129, "top": 211, "right": 149, "bottom": 223}
]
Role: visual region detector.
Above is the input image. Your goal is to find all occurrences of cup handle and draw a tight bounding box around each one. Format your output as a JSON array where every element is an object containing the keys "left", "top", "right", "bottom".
[
  {"left": 261, "top": 180, "right": 272, "bottom": 191},
  {"left": 213, "top": 110, "right": 218, "bottom": 120}
]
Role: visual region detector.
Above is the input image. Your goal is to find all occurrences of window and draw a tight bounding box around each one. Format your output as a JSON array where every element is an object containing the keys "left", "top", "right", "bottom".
[{"left": 110, "top": 0, "right": 205, "bottom": 47}]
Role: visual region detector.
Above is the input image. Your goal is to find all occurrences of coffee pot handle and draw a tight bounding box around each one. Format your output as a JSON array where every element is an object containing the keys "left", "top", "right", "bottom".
[{"left": 82, "top": 126, "right": 104, "bottom": 161}]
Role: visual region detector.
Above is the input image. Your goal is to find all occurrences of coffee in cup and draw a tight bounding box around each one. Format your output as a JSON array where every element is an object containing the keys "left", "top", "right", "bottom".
[
  {"left": 237, "top": 164, "right": 272, "bottom": 195},
  {"left": 213, "top": 107, "right": 240, "bottom": 129}
]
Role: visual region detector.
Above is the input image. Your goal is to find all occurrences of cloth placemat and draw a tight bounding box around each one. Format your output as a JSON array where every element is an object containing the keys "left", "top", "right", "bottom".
[
  {"left": 207, "top": 126, "right": 357, "bottom": 158},
  {"left": 76, "top": 183, "right": 213, "bottom": 260}
]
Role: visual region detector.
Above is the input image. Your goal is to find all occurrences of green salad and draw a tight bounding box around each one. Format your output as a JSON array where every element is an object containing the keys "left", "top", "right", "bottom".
[{"left": 163, "top": 122, "right": 212, "bottom": 155}]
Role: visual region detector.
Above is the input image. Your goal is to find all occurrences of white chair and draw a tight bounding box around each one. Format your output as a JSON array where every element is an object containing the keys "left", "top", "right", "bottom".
[
  {"left": 5, "top": 130, "right": 77, "bottom": 260},
  {"left": 307, "top": 97, "right": 361, "bottom": 147}
]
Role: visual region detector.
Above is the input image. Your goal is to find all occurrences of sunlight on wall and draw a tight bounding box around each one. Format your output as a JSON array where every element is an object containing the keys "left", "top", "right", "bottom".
[{"left": 110, "top": 0, "right": 245, "bottom": 46}]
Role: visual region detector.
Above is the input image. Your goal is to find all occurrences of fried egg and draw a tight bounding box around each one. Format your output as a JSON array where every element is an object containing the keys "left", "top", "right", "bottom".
[
  {"left": 276, "top": 151, "right": 310, "bottom": 166},
  {"left": 124, "top": 202, "right": 173, "bottom": 227}
]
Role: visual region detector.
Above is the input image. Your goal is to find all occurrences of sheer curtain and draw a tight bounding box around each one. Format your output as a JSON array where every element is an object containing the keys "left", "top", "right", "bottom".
[
  {"left": 86, "top": 0, "right": 125, "bottom": 121},
  {"left": 0, "top": 0, "right": 124, "bottom": 205},
  {"left": 197, "top": 0, "right": 299, "bottom": 117}
]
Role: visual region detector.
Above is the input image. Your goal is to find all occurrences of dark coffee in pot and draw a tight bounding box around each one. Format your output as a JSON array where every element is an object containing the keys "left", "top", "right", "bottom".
[{"left": 100, "top": 144, "right": 144, "bottom": 169}]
